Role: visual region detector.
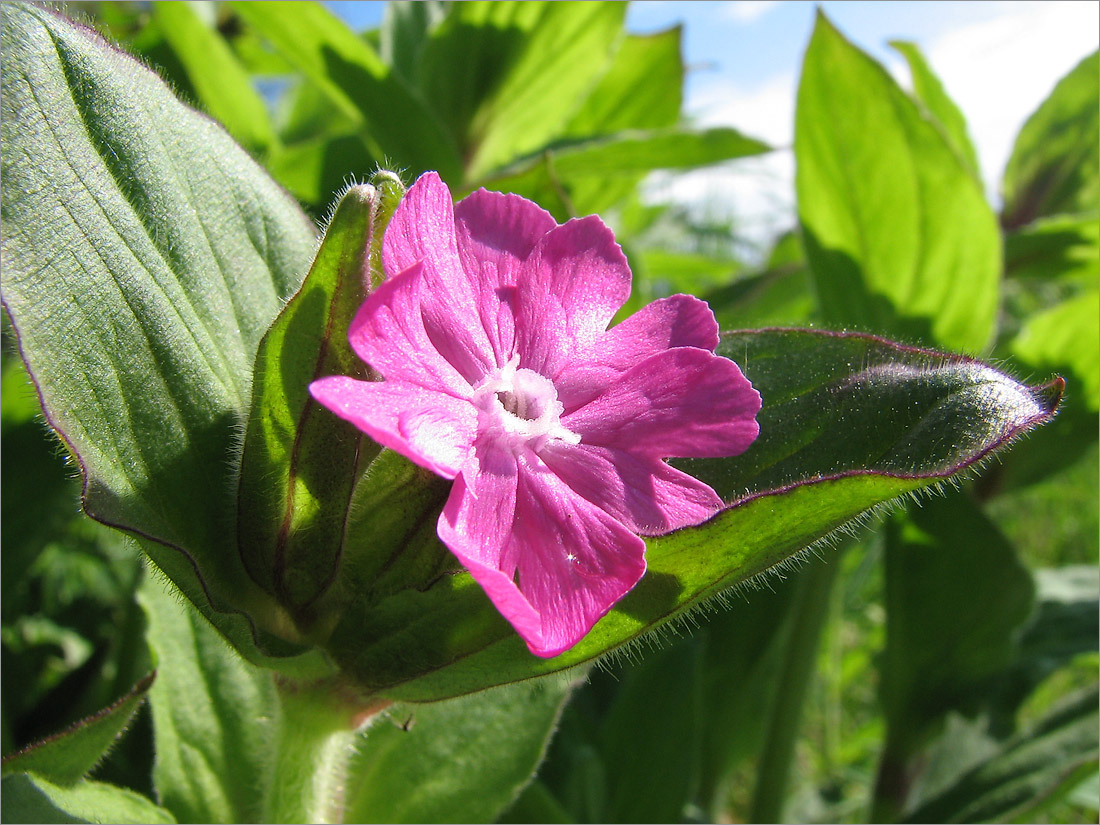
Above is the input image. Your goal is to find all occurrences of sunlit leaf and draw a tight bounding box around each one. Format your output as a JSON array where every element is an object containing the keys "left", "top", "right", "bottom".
[
  {"left": 1002, "top": 50, "right": 1099, "bottom": 229},
  {"left": 1005, "top": 212, "right": 1100, "bottom": 285},
  {"left": 796, "top": 12, "right": 1000, "bottom": 353},
  {"left": 890, "top": 40, "right": 980, "bottom": 179},
  {"left": 230, "top": 0, "right": 461, "bottom": 180},
  {"left": 563, "top": 27, "right": 683, "bottom": 136},
  {"left": 461, "top": 2, "right": 627, "bottom": 179},
  {"left": 1011, "top": 289, "right": 1100, "bottom": 413},
  {"left": 150, "top": 1, "right": 276, "bottom": 155}
]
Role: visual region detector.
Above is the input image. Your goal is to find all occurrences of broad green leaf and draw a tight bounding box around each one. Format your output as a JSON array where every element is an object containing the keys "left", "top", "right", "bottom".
[
  {"left": 1005, "top": 212, "right": 1100, "bottom": 285},
  {"left": 548, "top": 128, "right": 771, "bottom": 178},
  {"left": 1, "top": 774, "right": 176, "bottom": 824},
  {"left": 1002, "top": 50, "right": 1099, "bottom": 230},
  {"left": 994, "top": 566, "right": 1100, "bottom": 718},
  {"left": 230, "top": 0, "right": 461, "bottom": 180},
  {"left": 903, "top": 686, "right": 1099, "bottom": 823},
  {"left": 0, "top": 4, "right": 324, "bottom": 673},
  {"left": 414, "top": 1, "right": 547, "bottom": 153},
  {"left": 796, "top": 12, "right": 1000, "bottom": 353},
  {"left": 379, "top": 0, "right": 447, "bottom": 84},
  {"left": 489, "top": 127, "right": 769, "bottom": 184},
  {"left": 890, "top": 40, "right": 980, "bottom": 179},
  {"left": 344, "top": 677, "right": 576, "bottom": 823},
  {"left": 878, "top": 494, "right": 1036, "bottom": 763},
  {"left": 597, "top": 642, "right": 704, "bottom": 823},
  {"left": 139, "top": 574, "right": 277, "bottom": 825},
  {"left": 150, "top": 1, "right": 276, "bottom": 156},
  {"left": 463, "top": 2, "right": 627, "bottom": 179},
  {"left": 1011, "top": 289, "right": 1099, "bottom": 413},
  {"left": 1, "top": 674, "right": 153, "bottom": 784},
  {"left": 320, "top": 329, "right": 1060, "bottom": 701},
  {"left": 563, "top": 27, "right": 683, "bottom": 136},
  {"left": 237, "top": 184, "right": 379, "bottom": 612}
]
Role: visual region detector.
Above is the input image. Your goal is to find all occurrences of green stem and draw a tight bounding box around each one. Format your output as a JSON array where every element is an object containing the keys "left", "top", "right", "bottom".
[
  {"left": 264, "top": 683, "right": 372, "bottom": 824},
  {"left": 749, "top": 556, "right": 845, "bottom": 823}
]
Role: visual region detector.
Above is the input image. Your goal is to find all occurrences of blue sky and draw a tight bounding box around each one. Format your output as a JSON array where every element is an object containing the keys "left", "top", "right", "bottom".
[{"left": 327, "top": 1, "right": 1099, "bottom": 245}]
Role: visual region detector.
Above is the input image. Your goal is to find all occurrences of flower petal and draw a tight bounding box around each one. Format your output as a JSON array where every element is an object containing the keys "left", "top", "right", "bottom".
[
  {"left": 541, "top": 442, "right": 723, "bottom": 535},
  {"left": 309, "top": 375, "right": 476, "bottom": 478},
  {"left": 453, "top": 188, "right": 557, "bottom": 364},
  {"left": 381, "top": 172, "right": 497, "bottom": 383},
  {"left": 553, "top": 293, "right": 721, "bottom": 409},
  {"left": 515, "top": 216, "right": 632, "bottom": 378},
  {"left": 564, "top": 347, "right": 761, "bottom": 458},
  {"left": 439, "top": 448, "right": 646, "bottom": 657},
  {"left": 349, "top": 261, "right": 473, "bottom": 397}
]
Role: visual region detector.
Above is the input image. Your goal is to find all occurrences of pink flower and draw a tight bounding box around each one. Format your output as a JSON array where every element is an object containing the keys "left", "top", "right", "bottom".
[{"left": 310, "top": 172, "right": 761, "bottom": 657}]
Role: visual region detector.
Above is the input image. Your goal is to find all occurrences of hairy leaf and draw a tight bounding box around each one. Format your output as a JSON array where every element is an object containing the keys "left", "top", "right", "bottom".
[
  {"left": 321, "top": 329, "right": 1060, "bottom": 701},
  {"left": 1, "top": 674, "right": 153, "bottom": 784},
  {"left": 344, "top": 678, "right": 576, "bottom": 823},
  {"left": 1, "top": 774, "right": 176, "bottom": 825},
  {"left": 139, "top": 575, "right": 277, "bottom": 825},
  {"left": 0, "top": 4, "right": 325, "bottom": 672}
]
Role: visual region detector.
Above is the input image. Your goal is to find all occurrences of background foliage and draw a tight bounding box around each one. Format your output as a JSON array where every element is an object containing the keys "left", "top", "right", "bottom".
[{"left": 2, "top": 2, "right": 1096, "bottom": 823}]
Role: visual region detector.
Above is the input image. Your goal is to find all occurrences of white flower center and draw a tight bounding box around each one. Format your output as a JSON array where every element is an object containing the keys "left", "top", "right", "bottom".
[{"left": 472, "top": 355, "right": 580, "bottom": 450}]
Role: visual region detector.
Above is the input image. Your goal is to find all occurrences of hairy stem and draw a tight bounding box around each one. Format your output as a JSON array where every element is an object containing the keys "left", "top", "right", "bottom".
[{"left": 264, "top": 683, "right": 380, "bottom": 824}]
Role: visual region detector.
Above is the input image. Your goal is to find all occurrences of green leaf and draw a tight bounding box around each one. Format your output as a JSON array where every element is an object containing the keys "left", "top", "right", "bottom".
[
  {"left": 462, "top": 1, "right": 628, "bottom": 179},
  {"left": 1005, "top": 212, "right": 1100, "bottom": 285},
  {"left": 230, "top": 0, "right": 461, "bottom": 180},
  {"left": 321, "top": 329, "right": 1060, "bottom": 701},
  {"left": 0, "top": 4, "right": 326, "bottom": 671},
  {"left": 379, "top": 0, "right": 446, "bottom": 84},
  {"left": 1, "top": 774, "right": 176, "bottom": 824},
  {"left": 344, "top": 678, "right": 576, "bottom": 823},
  {"left": 1011, "top": 289, "right": 1100, "bottom": 413},
  {"left": 1002, "top": 50, "right": 1099, "bottom": 230},
  {"left": 878, "top": 494, "right": 1036, "bottom": 762},
  {"left": 796, "top": 11, "right": 1000, "bottom": 353},
  {"left": 237, "top": 184, "right": 379, "bottom": 614},
  {"left": 150, "top": 1, "right": 277, "bottom": 155},
  {"left": 562, "top": 27, "right": 683, "bottom": 136},
  {"left": 890, "top": 40, "right": 980, "bottom": 179},
  {"left": 903, "top": 685, "right": 1099, "bottom": 824},
  {"left": 596, "top": 643, "right": 704, "bottom": 823},
  {"left": 994, "top": 566, "right": 1100, "bottom": 718},
  {"left": 1, "top": 674, "right": 153, "bottom": 784},
  {"left": 514, "top": 127, "right": 771, "bottom": 179},
  {"left": 138, "top": 574, "right": 277, "bottom": 825}
]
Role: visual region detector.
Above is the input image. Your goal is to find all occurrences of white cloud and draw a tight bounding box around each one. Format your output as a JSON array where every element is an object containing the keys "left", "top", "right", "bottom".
[
  {"left": 722, "top": 1, "right": 782, "bottom": 24},
  {"left": 914, "top": 0, "right": 1100, "bottom": 200}
]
